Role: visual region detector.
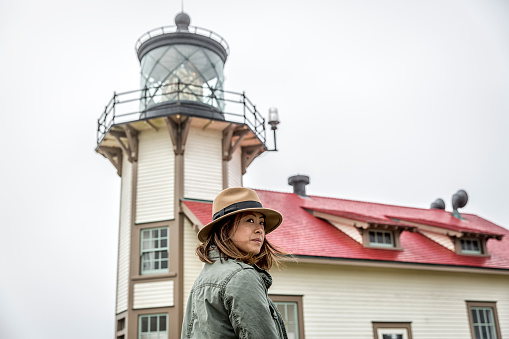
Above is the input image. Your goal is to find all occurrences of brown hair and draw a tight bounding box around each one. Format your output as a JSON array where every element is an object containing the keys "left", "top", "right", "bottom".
[{"left": 196, "top": 212, "right": 287, "bottom": 270}]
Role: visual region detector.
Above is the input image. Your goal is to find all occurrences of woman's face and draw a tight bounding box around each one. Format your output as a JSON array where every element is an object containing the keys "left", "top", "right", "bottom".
[{"left": 229, "top": 212, "right": 265, "bottom": 255}]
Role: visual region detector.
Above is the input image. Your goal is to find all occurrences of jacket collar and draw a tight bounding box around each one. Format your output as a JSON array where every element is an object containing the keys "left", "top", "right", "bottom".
[
  {"left": 252, "top": 264, "right": 273, "bottom": 289},
  {"left": 208, "top": 248, "right": 273, "bottom": 289}
]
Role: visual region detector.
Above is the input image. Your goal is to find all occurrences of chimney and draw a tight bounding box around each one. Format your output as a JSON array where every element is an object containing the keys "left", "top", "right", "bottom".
[{"left": 288, "top": 175, "right": 310, "bottom": 197}]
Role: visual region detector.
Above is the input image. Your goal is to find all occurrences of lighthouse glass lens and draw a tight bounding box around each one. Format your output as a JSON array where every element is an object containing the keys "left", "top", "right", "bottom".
[{"left": 140, "top": 44, "right": 225, "bottom": 111}]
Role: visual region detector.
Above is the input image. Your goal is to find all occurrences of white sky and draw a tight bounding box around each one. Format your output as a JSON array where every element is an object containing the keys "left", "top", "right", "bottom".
[{"left": 1, "top": 0, "right": 508, "bottom": 338}]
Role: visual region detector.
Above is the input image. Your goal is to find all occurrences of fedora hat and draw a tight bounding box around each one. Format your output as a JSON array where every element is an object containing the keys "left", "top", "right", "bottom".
[{"left": 197, "top": 187, "right": 283, "bottom": 242}]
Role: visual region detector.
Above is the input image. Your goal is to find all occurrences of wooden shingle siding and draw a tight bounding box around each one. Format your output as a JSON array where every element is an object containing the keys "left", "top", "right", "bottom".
[
  {"left": 227, "top": 147, "right": 242, "bottom": 188},
  {"left": 183, "top": 218, "right": 203, "bottom": 312},
  {"left": 136, "top": 129, "right": 175, "bottom": 223},
  {"left": 133, "top": 281, "right": 174, "bottom": 309},
  {"left": 184, "top": 128, "right": 222, "bottom": 200},
  {"left": 116, "top": 154, "right": 132, "bottom": 314},
  {"left": 419, "top": 230, "right": 455, "bottom": 251},
  {"left": 269, "top": 262, "right": 509, "bottom": 338}
]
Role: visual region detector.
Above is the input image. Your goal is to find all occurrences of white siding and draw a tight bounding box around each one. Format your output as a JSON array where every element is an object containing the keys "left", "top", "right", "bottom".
[
  {"left": 227, "top": 147, "right": 242, "bottom": 188},
  {"left": 116, "top": 153, "right": 132, "bottom": 314},
  {"left": 133, "top": 280, "right": 174, "bottom": 309},
  {"left": 330, "top": 221, "right": 362, "bottom": 244},
  {"left": 270, "top": 263, "right": 509, "bottom": 339},
  {"left": 184, "top": 127, "right": 222, "bottom": 200},
  {"left": 136, "top": 129, "right": 175, "bottom": 223},
  {"left": 183, "top": 217, "right": 204, "bottom": 312},
  {"left": 419, "top": 230, "right": 455, "bottom": 251}
]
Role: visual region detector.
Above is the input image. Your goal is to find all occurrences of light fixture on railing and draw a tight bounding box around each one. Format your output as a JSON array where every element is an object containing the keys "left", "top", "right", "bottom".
[{"left": 267, "top": 107, "right": 280, "bottom": 151}]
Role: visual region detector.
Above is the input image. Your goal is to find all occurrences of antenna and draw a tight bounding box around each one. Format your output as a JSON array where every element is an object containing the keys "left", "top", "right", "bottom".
[{"left": 181, "top": 0, "right": 184, "bottom": 12}]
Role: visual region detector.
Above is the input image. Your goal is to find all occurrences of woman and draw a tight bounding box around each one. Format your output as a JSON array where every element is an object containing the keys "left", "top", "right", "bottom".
[{"left": 181, "top": 187, "right": 288, "bottom": 339}]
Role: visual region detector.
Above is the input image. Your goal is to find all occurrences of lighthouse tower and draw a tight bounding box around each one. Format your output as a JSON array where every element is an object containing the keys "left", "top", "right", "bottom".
[{"left": 96, "top": 13, "right": 278, "bottom": 339}]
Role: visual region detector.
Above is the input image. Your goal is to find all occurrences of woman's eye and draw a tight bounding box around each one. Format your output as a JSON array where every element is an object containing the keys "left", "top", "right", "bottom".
[
  {"left": 260, "top": 220, "right": 265, "bottom": 226},
  {"left": 246, "top": 218, "right": 254, "bottom": 223}
]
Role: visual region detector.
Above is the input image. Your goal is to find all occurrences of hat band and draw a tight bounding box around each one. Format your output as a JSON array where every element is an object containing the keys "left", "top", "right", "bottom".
[{"left": 212, "top": 201, "right": 263, "bottom": 221}]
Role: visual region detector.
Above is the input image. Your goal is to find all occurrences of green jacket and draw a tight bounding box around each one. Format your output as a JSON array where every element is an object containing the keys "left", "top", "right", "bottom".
[{"left": 181, "top": 250, "right": 288, "bottom": 339}]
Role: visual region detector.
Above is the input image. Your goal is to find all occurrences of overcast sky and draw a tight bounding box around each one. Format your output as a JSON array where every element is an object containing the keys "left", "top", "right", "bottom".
[{"left": 1, "top": 0, "right": 508, "bottom": 338}]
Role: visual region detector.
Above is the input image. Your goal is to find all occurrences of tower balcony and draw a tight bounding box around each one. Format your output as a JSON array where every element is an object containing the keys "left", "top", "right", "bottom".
[{"left": 96, "top": 82, "right": 268, "bottom": 153}]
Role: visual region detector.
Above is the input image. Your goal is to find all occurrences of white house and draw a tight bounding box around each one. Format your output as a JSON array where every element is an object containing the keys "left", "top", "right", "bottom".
[{"left": 183, "top": 181, "right": 508, "bottom": 339}]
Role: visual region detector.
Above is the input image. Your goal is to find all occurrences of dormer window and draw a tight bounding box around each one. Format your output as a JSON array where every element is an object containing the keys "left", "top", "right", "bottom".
[
  {"left": 359, "top": 224, "right": 415, "bottom": 250},
  {"left": 368, "top": 230, "right": 394, "bottom": 248},
  {"left": 307, "top": 209, "right": 417, "bottom": 251},
  {"left": 454, "top": 235, "right": 492, "bottom": 256},
  {"left": 460, "top": 238, "right": 482, "bottom": 254}
]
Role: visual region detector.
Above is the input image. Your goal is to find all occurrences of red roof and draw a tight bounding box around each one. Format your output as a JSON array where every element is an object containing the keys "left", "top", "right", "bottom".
[{"left": 182, "top": 190, "right": 509, "bottom": 271}]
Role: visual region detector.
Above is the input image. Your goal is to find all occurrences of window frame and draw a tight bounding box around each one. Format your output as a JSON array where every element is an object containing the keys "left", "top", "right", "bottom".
[
  {"left": 466, "top": 301, "right": 502, "bottom": 339},
  {"left": 459, "top": 238, "right": 485, "bottom": 255},
  {"left": 140, "top": 226, "right": 169, "bottom": 275},
  {"left": 361, "top": 226, "right": 403, "bottom": 250},
  {"left": 372, "top": 322, "right": 413, "bottom": 339},
  {"left": 269, "top": 294, "right": 305, "bottom": 339},
  {"left": 368, "top": 230, "right": 395, "bottom": 248},
  {"left": 138, "top": 313, "right": 168, "bottom": 339}
]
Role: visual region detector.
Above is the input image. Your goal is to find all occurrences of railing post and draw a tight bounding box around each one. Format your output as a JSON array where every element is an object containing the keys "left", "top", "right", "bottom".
[
  {"left": 144, "top": 86, "right": 148, "bottom": 110},
  {"left": 112, "top": 91, "right": 116, "bottom": 125},
  {"left": 97, "top": 117, "right": 101, "bottom": 144},
  {"left": 242, "top": 91, "right": 246, "bottom": 123},
  {"left": 178, "top": 79, "right": 181, "bottom": 101}
]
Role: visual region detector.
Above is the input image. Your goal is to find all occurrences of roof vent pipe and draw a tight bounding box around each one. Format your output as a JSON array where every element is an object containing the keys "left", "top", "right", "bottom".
[
  {"left": 288, "top": 175, "right": 310, "bottom": 197},
  {"left": 430, "top": 198, "right": 446, "bottom": 210},
  {"left": 451, "top": 189, "right": 468, "bottom": 219}
]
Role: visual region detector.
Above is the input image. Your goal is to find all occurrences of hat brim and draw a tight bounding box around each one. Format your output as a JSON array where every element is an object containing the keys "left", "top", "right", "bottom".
[{"left": 197, "top": 207, "right": 283, "bottom": 242}]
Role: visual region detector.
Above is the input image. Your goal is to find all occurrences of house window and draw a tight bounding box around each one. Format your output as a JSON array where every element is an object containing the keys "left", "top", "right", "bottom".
[
  {"left": 139, "top": 314, "right": 168, "bottom": 339},
  {"left": 270, "top": 295, "right": 305, "bottom": 339},
  {"left": 276, "top": 302, "right": 299, "bottom": 338},
  {"left": 461, "top": 239, "right": 482, "bottom": 254},
  {"left": 466, "top": 301, "right": 501, "bottom": 339},
  {"left": 369, "top": 230, "right": 394, "bottom": 247},
  {"left": 372, "top": 322, "right": 412, "bottom": 339},
  {"left": 141, "top": 227, "right": 169, "bottom": 275}
]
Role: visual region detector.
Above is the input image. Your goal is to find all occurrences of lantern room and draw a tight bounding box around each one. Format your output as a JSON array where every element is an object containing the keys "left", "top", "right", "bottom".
[{"left": 136, "top": 12, "right": 227, "bottom": 119}]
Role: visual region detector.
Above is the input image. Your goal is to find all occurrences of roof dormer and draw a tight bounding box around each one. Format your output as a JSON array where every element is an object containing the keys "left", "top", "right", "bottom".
[
  {"left": 308, "top": 209, "right": 417, "bottom": 250},
  {"left": 391, "top": 217, "right": 503, "bottom": 257}
]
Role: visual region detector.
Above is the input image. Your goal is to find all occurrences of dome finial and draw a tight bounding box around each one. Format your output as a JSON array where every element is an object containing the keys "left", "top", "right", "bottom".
[{"left": 175, "top": 12, "right": 191, "bottom": 31}]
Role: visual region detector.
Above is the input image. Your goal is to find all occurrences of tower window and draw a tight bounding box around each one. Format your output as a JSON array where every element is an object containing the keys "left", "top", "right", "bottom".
[
  {"left": 461, "top": 239, "right": 482, "bottom": 254},
  {"left": 139, "top": 314, "right": 168, "bottom": 339},
  {"left": 369, "top": 230, "right": 394, "bottom": 247},
  {"left": 141, "top": 227, "right": 169, "bottom": 275}
]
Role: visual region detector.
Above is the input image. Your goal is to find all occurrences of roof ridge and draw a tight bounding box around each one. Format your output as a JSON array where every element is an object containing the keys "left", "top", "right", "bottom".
[
  {"left": 252, "top": 187, "right": 293, "bottom": 194},
  {"left": 253, "top": 188, "right": 442, "bottom": 212}
]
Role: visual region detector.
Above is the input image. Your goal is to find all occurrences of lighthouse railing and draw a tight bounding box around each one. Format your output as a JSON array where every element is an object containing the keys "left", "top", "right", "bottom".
[
  {"left": 97, "top": 83, "right": 266, "bottom": 147},
  {"left": 135, "top": 25, "right": 230, "bottom": 56}
]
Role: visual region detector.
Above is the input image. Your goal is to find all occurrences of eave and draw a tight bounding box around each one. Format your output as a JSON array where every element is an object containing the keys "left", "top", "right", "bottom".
[{"left": 288, "top": 255, "right": 509, "bottom": 276}]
